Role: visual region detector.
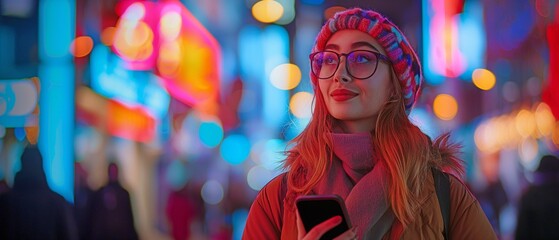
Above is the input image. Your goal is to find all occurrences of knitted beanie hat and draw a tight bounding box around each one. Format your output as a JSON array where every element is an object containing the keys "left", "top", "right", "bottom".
[{"left": 311, "top": 8, "right": 423, "bottom": 113}]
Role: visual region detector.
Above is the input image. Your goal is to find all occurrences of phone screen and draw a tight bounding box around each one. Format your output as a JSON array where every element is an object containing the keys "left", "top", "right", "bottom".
[{"left": 296, "top": 195, "right": 351, "bottom": 240}]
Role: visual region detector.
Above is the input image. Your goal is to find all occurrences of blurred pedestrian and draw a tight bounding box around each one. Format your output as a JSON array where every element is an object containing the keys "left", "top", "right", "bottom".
[
  {"left": 515, "top": 154, "right": 559, "bottom": 240},
  {"left": 0, "top": 145, "right": 79, "bottom": 240},
  {"left": 74, "top": 162, "right": 94, "bottom": 240},
  {"left": 85, "top": 162, "right": 138, "bottom": 240}
]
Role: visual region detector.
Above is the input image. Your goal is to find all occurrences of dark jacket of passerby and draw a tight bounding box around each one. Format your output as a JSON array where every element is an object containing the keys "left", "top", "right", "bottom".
[
  {"left": 516, "top": 155, "right": 559, "bottom": 240},
  {"left": 0, "top": 145, "right": 79, "bottom": 240},
  {"left": 85, "top": 163, "right": 138, "bottom": 240}
]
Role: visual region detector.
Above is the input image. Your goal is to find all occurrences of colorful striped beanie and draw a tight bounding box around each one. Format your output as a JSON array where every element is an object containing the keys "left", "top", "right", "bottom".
[{"left": 311, "top": 8, "right": 423, "bottom": 114}]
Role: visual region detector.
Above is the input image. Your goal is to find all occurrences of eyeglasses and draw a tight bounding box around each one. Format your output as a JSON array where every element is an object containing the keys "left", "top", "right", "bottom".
[{"left": 309, "top": 50, "right": 390, "bottom": 79}]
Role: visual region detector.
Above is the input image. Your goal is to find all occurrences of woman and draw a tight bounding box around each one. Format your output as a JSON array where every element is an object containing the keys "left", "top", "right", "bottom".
[{"left": 243, "top": 8, "right": 496, "bottom": 240}]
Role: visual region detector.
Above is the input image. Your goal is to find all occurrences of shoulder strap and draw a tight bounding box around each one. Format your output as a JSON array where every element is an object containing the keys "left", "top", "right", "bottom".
[{"left": 432, "top": 168, "right": 450, "bottom": 240}]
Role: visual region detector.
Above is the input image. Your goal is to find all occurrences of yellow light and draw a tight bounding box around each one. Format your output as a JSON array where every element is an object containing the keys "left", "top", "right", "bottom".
[
  {"left": 472, "top": 68, "right": 496, "bottom": 90},
  {"left": 270, "top": 63, "right": 301, "bottom": 90},
  {"left": 515, "top": 109, "right": 536, "bottom": 138},
  {"left": 70, "top": 36, "right": 94, "bottom": 58},
  {"left": 503, "top": 115, "right": 522, "bottom": 147},
  {"left": 289, "top": 91, "right": 313, "bottom": 119},
  {"left": 252, "top": 0, "right": 284, "bottom": 23},
  {"left": 534, "top": 102, "right": 556, "bottom": 136},
  {"left": 433, "top": 94, "right": 458, "bottom": 121},
  {"left": 160, "top": 11, "right": 182, "bottom": 41},
  {"left": 124, "top": 21, "right": 152, "bottom": 47},
  {"left": 176, "top": 37, "right": 215, "bottom": 97},
  {"left": 113, "top": 20, "right": 154, "bottom": 61}
]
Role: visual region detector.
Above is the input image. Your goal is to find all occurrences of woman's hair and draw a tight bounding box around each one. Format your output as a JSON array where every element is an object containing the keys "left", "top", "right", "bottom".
[{"left": 284, "top": 73, "right": 464, "bottom": 226}]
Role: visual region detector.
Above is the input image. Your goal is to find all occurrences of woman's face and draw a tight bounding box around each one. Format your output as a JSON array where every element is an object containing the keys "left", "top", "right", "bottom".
[{"left": 317, "top": 30, "right": 393, "bottom": 133}]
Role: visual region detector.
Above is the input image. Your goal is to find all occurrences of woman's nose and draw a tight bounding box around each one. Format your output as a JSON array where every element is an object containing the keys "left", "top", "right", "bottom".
[{"left": 333, "top": 59, "right": 351, "bottom": 83}]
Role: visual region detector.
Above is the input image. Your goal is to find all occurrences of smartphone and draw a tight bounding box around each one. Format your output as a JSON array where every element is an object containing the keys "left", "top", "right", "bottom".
[{"left": 295, "top": 194, "right": 352, "bottom": 240}]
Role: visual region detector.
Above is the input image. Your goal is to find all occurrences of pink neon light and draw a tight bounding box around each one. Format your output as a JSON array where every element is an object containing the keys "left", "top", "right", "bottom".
[
  {"left": 428, "top": 0, "right": 466, "bottom": 78},
  {"left": 112, "top": 0, "right": 221, "bottom": 107},
  {"left": 156, "top": 1, "right": 221, "bottom": 107},
  {"left": 112, "top": 1, "right": 160, "bottom": 70}
]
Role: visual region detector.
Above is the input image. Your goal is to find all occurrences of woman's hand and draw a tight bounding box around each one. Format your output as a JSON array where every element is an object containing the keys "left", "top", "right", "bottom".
[{"left": 296, "top": 210, "right": 357, "bottom": 240}]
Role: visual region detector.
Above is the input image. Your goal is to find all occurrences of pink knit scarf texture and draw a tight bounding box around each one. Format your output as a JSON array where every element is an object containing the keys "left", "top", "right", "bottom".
[{"left": 312, "top": 132, "right": 395, "bottom": 239}]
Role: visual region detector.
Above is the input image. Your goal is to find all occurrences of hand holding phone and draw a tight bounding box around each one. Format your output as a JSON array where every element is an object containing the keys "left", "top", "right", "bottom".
[{"left": 296, "top": 194, "right": 352, "bottom": 240}]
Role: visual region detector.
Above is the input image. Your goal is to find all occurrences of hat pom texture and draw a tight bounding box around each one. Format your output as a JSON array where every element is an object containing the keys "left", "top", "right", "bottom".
[{"left": 311, "top": 8, "right": 423, "bottom": 113}]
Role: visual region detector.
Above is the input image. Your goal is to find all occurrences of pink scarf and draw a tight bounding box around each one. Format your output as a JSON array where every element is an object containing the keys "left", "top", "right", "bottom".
[{"left": 312, "top": 132, "right": 395, "bottom": 239}]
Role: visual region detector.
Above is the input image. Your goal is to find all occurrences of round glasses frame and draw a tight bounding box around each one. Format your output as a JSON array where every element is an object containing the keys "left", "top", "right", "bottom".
[{"left": 309, "top": 50, "right": 391, "bottom": 80}]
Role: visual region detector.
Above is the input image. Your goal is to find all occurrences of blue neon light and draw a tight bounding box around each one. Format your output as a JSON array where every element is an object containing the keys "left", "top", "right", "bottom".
[{"left": 38, "top": 0, "right": 76, "bottom": 203}]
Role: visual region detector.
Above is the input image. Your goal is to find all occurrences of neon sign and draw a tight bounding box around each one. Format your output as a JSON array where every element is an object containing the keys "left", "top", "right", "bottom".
[
  {"left": 112, "top": 1, "right": 221, "bottom": 109},
  {"left": 422, "top": 0, "right": 485, "bottom": 84}
]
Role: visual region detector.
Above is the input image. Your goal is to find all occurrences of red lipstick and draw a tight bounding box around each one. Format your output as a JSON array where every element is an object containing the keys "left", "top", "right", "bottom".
[{"left": 330, "top": 89, "right": 358, "bottom": 101}]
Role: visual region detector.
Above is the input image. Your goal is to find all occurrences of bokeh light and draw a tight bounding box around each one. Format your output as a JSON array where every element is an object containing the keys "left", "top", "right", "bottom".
[
  {"left": 252, "top": 0, "right": 284, "bottom": 23},
  {"left": 198, "top": 119, "right": 224, "bottom": 148},
  {"left": 515, "top": 109, "right": 536, "bottom": 138},
  {"left": 70, "top": 36, "right": 94, "bottom": 57},
  {"left": 201, "top": 180, "right": 224, "bottom": 205},
  {"left": 534, "top": 103, "right": 556, "bottom": 137},
  {"left": 112, "top": 2, "right": 155, "bottom": 64},
  {"left": 220, "top": 134, "right": 251, "bottom": 165},
  {"left": 246, "top": 165, "right": 278, "bottom": 190},
  {"left": 474, "top": 102, "right": 556, "bottom": 153},
  {"left": 165, "top": 160, "right": 189, "bottom": 190},
  {"left": 433, "top": 94, "right": 458, "bottom": 120},
  {"left": 289, "top": 91, "right": 313, "bottom": 119},
  {"left": 270, "top": 63, "right": 301, "bottom": 90},
  {"left": 100, "top": 27, "right": 117, "bottom": 46},
  {"left": 518, "top": 138, "right": 539, "bottom": 169},
  {"left": 113, "top": 20, "right": 154, "bottom": 61},
  {"left": 472, "top": 68, "right": 496, "bottom": 90},
  {"left": 474, "top": 121, "right": 497, "bottom": 153},
  {"left": 157, "top": 41, "right": 181, "bottom": 77},
  {"left": 159, "top": 11, "right": 182, "bottom": 41}
]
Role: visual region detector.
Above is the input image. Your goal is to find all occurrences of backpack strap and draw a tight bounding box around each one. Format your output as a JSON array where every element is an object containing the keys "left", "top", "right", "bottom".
[{"left": 432, "top": 168, "right": 450, "bottom": 240}]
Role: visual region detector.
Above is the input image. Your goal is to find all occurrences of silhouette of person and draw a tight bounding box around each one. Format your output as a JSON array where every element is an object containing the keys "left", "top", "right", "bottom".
[
  {"left": 515, "top": 154, "right": 559, "bottom": 240},
  {"left": 0, "top": 145, "right": 79, "bottom": 240},
  {"left": 74, "top": 162, "right": 94, "bottom": 240},
  {"left": 85, "top": 162, "right": 138, "bottom": 240}
]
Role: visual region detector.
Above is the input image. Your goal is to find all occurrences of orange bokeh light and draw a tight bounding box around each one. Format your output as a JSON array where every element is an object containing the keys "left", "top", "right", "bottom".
[
  {"left": 70, "top": 36, "right": 94, "bottom": 58},
  {"left": 101, "top": 27, "right": 117, "bottom": 46}
]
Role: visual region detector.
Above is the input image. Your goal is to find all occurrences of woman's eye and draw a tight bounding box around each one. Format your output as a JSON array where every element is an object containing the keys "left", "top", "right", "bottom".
[
  {"left": 324, "top": 56, "right": 337, "bottom": 65},
  {"left": 353, "top": 54, "right": 371, "bottom": 63}
]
